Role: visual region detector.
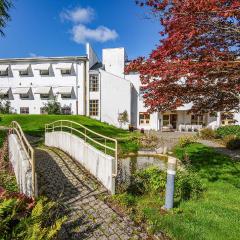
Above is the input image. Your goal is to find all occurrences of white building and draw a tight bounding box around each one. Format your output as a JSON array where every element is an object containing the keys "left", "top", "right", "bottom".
[{"left": 0, "top": 43, "right": 239, "bottom": 131}]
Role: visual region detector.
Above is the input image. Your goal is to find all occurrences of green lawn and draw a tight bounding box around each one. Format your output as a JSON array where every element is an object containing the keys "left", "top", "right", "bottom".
[
  {"left": 0, "top": 114, "right": 140, "bottom": 155},
  {"left": 112, "top": 143, "right": 240, "bottom": 240}
]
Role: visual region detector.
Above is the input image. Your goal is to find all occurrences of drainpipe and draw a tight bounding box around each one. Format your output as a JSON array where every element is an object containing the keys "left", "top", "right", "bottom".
[{"left": 75, "top": 60, "right": 79, "bottom": 115}]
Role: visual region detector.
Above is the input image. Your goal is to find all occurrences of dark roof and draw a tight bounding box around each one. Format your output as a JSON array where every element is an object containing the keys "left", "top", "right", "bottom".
[{"left": 90, "top": 62, "right": 103, "bottom": 70}]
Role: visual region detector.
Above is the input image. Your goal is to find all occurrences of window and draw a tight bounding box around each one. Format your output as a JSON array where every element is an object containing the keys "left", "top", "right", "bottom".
[
  {"left": 221, "top": 112, "right": 236, "bottom": 126},
  {"left": 61, "top": 69, "right": 71, "bottom": 75},
  {"left": 40, "top": 107, "right": 47, "bottom": 114},
  {"left": 19, "top": 69, "right": 29, "bottom": 76},
  {"left": 89, "top": 74, "right": 99, "bottom": 92},
  {"left": 61, "top": 106, "right": 71, "bottom": 115},
  {"left": 191, "top": 114, "right": 204, "bottom": 125},
  {"left": 0, "top": 68, "right": 8, "bottom": 77},
  {"left": 20, "top": 107, "right": 29, "bottom": 114},
  {"left": 139, "top": 112, "right": 150, "bottom": 125},
  {"left": 20, "top": 93, "right": 29, "bottom": 99},
  {"left": 40, "top": 69, "right": 49, "bottom": 76},
  {"left": 40, "top": 94, "right": 50, "bottom": 100},
  {"left": 89, "top": 100, "right": 99, "bottom": 116},
  {"left": 139, "top": 87, "right": 148, "bottom": 100},
  {"left": 61, "top": 94, "right": 72, "bottom": 99}
]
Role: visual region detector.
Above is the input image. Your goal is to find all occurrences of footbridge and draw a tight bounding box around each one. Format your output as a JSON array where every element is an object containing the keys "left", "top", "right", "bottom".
[{"left": 7, "top": 121, "right": 149, "bottom": 239}]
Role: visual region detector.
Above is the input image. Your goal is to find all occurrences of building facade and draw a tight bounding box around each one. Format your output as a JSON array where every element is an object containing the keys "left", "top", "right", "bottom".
[{"left": 0, "top": 43, "right": 239, "bottom": 131}]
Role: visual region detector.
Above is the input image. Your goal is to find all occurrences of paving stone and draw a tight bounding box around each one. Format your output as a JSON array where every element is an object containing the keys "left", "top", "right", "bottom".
[{"left": 35, "top": 146, "right": 149, "bottom": 240}]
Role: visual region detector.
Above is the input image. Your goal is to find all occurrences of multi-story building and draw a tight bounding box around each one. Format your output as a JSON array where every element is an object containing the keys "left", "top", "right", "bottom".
[{"left": 0, "top": 43, "right": 239, "bottom": 131}]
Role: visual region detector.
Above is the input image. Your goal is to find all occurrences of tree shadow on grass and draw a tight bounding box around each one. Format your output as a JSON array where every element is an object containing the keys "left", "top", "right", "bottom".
[{"left": 176, "top": 143, "right": 240, "bottom": 188}]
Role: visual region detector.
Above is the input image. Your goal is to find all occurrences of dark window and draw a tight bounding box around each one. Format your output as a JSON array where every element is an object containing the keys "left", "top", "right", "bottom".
[
  {"left": 20, "top": 107, "right": 29, "bottom": 114},
  {"left": 61, "top": 69, "right": 71, "bottom": 75},
  {"left": 61, "top": 107, "right": 71, "bottom": 115},
  {"left": 19, "top": 69, "right": 29, "bottom": 76},
  {"left": 61, "top": 94, "right": 72, "bottom": 99},
  {"left": 20, "top": 93, "right": 30, "bottom": 99},
  {"left": 40, "top": 94, "right": 50, "bottom": 100},
  {"left": 89, "top": 100, "right": 99, "bottom": 116},
  {"left": 0, "top": 68, "right": 8, "bottom": 77},
  {"left": 89, "top": 74, "right": 99, "bottom": 92},
  {"left": 40, "top": 69, "right": 49, "bottom": 76}
]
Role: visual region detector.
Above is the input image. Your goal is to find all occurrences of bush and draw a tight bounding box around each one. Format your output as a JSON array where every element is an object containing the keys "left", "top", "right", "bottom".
[
  {"left": 128, "top": 166, "right": 204, "bottom": 201},
  {"left": 139, "top": 133, "right": 158, "bottom": 149},
  {"left": 128, "top": 166, "right": 166, "bottom": 195},
  {"left": 178, "top": 136, "right": 197, "bottom": 148},
  {"left": 216, "top": 125, "right": 240, "bottom": 138},
  {"left": 0, "top": 190, "right": 66, "bottom": 240},
  {"left": 199, "top": 128, "right": 216, "bottom": 139},
  {"left": 175, "top": 170, "right": 204, "bottom": 200},
  {"left": 222, "top": 135, "right": 240, "bottom": 150}
]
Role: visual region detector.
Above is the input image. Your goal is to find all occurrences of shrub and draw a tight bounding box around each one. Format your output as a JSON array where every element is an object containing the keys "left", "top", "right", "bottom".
[
  {"left": 0, "top": 191, "right": 66, "bottom": 240},
  {"left": 222, "top": 135, "right": 240, "bottom": 150},
  {"left": 216, "top": 125, "right": 240, "bottom": 138},
  {"left": 178, "top": 136, "right": 197, "bottom": 148},
  {"left": 127, "top": 166, "right": 204, "bottom": 201},
  {"left": 42, "top": 97, "right": 61, "bottom": 115},
  {"left": 175, "top": 170, "right": 204, "bottom": 200},
  {"left": 128, "top": 166, "right": 166, "bottom": 195},
  {"left": 199, "top": 128, "right": 216, "bottom": 139},
  {"left": 139, "top": 133, "right": 158, "bottom": 149}
]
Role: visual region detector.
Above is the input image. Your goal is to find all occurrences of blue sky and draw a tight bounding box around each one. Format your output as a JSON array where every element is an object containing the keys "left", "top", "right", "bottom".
[{"left": 0, "top": 0, "right": 161, "bottom": 60}]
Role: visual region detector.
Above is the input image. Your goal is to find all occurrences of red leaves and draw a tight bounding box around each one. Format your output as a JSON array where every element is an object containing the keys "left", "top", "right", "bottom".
[{"left": 127, "top": 0, "right": 240, "bottom": 112}]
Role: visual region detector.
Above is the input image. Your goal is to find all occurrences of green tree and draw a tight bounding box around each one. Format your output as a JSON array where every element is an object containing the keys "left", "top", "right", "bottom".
[
  {"left": 0, "top": 0, "right": 13, "bottom": 36},
  {"left": 42, "top": 97, "right": 62, "bottom": 115}
]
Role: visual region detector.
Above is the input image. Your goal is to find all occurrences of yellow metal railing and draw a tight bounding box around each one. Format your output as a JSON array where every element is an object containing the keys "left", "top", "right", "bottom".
[
  {"left": 45, "top": 120, "right": 118, "bottom": 176},
  {"left": 9, "top": 121, "right": 37, "bottom": 197}
]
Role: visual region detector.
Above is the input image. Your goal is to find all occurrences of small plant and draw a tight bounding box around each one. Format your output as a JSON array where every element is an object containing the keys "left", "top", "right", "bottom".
[
  {"left": 0, "top": 99, "right": 12, "bottom": 114},
  {"left": 178, "top": 136, "right": 197, "bottom": 148},
  {"left": 216, "top": 125, "right": 240, "bottom": 138},
  {"left": 222, "top": 135, "right": 240, "bottom": 150},
  {"left": 139, "top": 133, "right": 158, "bottom": 149},
  {"left": 199, "top": 128, "right": 216, "bottom": 139},
  {"left": 118, "top": 110, "right": 129, "bottom": 128},
  {"left": 42, "top": 97, "right": 61, "bottom": 115},
  {"left": 175, "top": 170, "right": 204, "bottom": 200}
]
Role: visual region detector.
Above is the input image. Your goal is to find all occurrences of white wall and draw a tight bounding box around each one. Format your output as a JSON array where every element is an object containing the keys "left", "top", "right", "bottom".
[
  {"left": 102, "top": 48, "right": 127, "bottom": 78},
  {"left": 100, "top": 69, "right": 131, "bottom": 129},
  {"left": 45, "top": 131, "right": 116, "bottom": 194},
  {"left": 86, "top": 43, "right": 99, "bottom": 68},
  {"left": 8, "top": 134, "right": 35, "bottom": 197},
  {"left": 0, "top": 60, "right": 86, "bottom": 115}
]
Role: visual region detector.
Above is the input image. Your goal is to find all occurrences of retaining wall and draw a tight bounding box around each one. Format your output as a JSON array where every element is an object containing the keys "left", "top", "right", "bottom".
[
  {"left": 45, "top": 131, "right": 115, "bottom": 194},
  {"left": 8, "top": 134, "right": 33, "bottom": 197}
]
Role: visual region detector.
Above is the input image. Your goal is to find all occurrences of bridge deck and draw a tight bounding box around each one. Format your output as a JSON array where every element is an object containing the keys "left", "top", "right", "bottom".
[{"left": 35, "top": 146, "right": 150, "bottom": 240}]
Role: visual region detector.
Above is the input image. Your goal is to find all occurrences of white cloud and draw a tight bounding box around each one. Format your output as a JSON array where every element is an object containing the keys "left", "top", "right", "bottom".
[
  {"left": 72, "top": 24, "right": 118, "bottom": 44},
  {"left": 60, "top": 7, "right": 95, "bottom": 23}
]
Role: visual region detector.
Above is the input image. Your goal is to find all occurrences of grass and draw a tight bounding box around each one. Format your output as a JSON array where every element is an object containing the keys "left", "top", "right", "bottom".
[
  {"left": 111, "top": 143, "right": 240, "bottom": 240},
  {"left": 0, "top": 114, "right": 140, "bottom": 155},
  {"left": 0, "top": 130, "right": 18, "bottom": 192}
]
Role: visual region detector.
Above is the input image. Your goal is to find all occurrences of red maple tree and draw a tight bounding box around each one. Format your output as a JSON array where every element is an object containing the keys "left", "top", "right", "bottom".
[{"left": 126, "top": 0, "right": 240, "bottom": 113}]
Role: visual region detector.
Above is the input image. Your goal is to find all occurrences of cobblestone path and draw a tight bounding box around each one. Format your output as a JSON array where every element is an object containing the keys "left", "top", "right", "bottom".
[{"left": 35, "top": 146, "right": 151, "bottom": 240}]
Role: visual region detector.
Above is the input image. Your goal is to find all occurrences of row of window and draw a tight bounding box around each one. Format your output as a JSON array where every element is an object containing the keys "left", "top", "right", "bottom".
[
  {"left": 0, "top": 67, "right": 72, "bottom": 77},
  {"left": 1, "top": 93, "right": 73, "bottom": 100},
  {"left": 19, "top": 106, "right": 72, "bottom": 115}
]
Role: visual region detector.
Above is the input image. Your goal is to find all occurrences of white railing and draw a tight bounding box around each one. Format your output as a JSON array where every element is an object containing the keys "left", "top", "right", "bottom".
[
  {"left": 9, "top": 121, "right": 37, "bottom": 197},
  {"left": 45, "top": 120, "right": 118, "bottom": 176}
]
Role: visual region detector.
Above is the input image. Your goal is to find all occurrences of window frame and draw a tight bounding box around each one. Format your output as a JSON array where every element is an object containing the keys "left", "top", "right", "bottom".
[
  {"left": 61, "top": 93, "right": 72, "bottom": 99},
  {"left": 89, "top": 99, "right": 99, "bottom": 116},
  {"left": 61, "top": 69, "right": 71, "bottom": 76},
  {"left": 0, "top": 68, "right": 8, "bottom": 77},
  {"left": 19, "top": 69, "right": 29, "bottom": 76},
  {"left": 89, "top": 74, "right": 99, "bottom": 92},
  {"left": 20, "top": 107, "right": 29, "bottom": 114},
  {"left": 19, "top": 93, "right": 30, "bottom": 100},
  {"left": 139, "top": 112, "right": 150, "bottom": 125},
  {"left": 40, "top": 69, "right": 50, "bottom": 76}
]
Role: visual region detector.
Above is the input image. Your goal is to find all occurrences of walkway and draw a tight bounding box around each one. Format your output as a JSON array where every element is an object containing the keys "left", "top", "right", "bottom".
[
  {"left": 198, "top": 139, "right": 240, "bottom": 160},
  {"left": 35, "top": 146, "right": 152, "bottom": 240}
]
